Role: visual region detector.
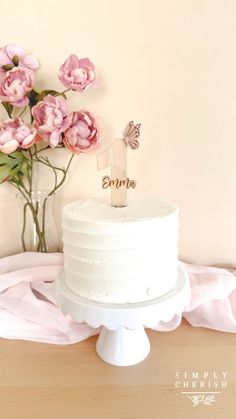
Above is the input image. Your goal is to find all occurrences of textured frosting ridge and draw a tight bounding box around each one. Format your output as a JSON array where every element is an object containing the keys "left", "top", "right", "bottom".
[{"left": 62, "top": 198, "right": 179, "bottom": 304}]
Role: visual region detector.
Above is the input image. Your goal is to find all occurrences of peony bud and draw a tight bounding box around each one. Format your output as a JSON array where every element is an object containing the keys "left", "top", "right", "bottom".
[
  {"left": 2, "top": 64, "right": 14, "bottom": 71},
  {"left": 12, "top": 55, "right": 19, "bottom": 66}
]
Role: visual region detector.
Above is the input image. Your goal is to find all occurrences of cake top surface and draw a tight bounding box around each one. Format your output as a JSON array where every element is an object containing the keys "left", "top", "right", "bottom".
[{"left": 63, "top": 198, "right": 178, "bottom": 223}]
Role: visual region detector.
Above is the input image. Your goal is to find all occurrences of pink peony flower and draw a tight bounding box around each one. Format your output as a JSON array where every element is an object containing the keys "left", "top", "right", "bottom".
[
  {"left": 64, "top": 111, "right": 100, "bottom": 154},
  {"left": 0, "top": 44, "right": 39, "bottom": 71},
  {"left": 0, "top": 118, "right": 36, "bottom": 154},
  {"left": 59, "top": 55, "right": 96, "bottom": 92},
  {"left": 32, "top": 94, "right": 72, "bottom": 147},
  {"left": 0, "top": 67, "right": 34, "bottom": 107}
]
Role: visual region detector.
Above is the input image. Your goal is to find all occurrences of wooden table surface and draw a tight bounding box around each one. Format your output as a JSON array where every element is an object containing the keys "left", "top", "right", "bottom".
[{"left": 0, "top": 319, "right": 235, "bottom": 419}]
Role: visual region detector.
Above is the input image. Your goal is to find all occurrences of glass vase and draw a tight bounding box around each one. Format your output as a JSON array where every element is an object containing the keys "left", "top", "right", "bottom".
[{"left": 17, "top": 190, "right": 59, "bottom": 253}]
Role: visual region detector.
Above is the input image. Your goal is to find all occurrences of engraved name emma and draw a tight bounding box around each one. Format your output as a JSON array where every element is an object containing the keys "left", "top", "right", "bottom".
[{"left": 102, "top": 176, "right": 136, "bottom": 189}]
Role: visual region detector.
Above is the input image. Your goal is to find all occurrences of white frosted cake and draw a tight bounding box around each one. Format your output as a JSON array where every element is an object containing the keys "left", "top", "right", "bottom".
[{"left": 62, "top": 198, "right": 179, "bottom": 304}]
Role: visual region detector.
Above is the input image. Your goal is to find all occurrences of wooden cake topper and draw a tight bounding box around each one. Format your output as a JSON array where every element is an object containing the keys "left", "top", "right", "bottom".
[{"left": 97, "top": 121, "right": 141, "bottom": 207}]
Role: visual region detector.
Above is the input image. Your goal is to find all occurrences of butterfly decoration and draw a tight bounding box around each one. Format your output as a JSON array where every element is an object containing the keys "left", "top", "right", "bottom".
[{"left": 123, "top": 121, "right": 141, "bottom": 150}]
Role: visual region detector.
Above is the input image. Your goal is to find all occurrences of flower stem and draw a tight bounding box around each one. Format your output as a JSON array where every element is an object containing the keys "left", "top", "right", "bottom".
[
  {"left": 42, "top": 197, "right": 48, "bottom": 252},
  {"left": 18, "top": 106, "right": 27, "bottom": 118},
  {"left": 21, "top": 202, "right": 29, "bottom": 251},
  {"left": 10, "top": 143, "right": 75, "bottom": 253},
  {"left": 34, "top": 155, "right": 64, "bottom": 172},
  {"left": 28, "top": 148, "right": 33, "bottom": 195},
  {"left": 61, "top": 89, "right": 70, "bottom": 95},
  {"left": 11, "top": 182, "right": 45, "bottom": 251},
  {"left": 1, "top": 102, "right": 13, "bottom": 118},
  {"left": 48, "top": 153, "right": 74, "bottom": 196}
]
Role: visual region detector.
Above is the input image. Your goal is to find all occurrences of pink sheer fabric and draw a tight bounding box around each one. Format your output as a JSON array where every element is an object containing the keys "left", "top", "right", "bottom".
[{"left": 0, "top": 253, "right": 235, "bottom": 344}]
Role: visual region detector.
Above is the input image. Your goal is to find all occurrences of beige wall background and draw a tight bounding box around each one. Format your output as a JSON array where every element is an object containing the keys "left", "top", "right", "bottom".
[{"left": 0, "top": 0, "right": 235, "bottom": 267}]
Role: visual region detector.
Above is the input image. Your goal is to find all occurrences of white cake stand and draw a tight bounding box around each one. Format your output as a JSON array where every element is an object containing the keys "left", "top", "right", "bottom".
[{"left": 56, "top": 265, "right": 190, "bottom": 366}]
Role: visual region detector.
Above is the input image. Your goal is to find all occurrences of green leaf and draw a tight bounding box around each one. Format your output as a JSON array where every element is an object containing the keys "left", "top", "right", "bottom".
[
  {"left": 20, "top": 162, "right": 29, "bottom": 176},
  {"left": 36, "top": 89, "right": 66, "bottom": 102},
  {"left": 27, "top": 89, "right": 39, "bottom": 108},
  {"left": 0, "top": 164, "right": 11, "bottom": 183},
  {"left": 0, "top": 151, "right": 30, "bottom": 184},
  {"left": 0, "top": 153, "right": 13, "bottom": 164},
  {"left": 11, "top": 151, "right": 26, "bottom": 160}
]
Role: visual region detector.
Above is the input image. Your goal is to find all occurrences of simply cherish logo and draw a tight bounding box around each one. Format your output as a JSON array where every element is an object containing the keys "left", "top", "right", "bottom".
[{"left": 174, "top": 371, "right": 228, "bottom": 407}]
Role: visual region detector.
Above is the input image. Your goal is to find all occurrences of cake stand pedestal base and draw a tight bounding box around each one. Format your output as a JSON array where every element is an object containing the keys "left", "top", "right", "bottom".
[
  {"left": 96, "top": 326, "right": 150, "bottom": 366},
  {"left": 56, "top": 265, "right": 190, "bottom": 366}
]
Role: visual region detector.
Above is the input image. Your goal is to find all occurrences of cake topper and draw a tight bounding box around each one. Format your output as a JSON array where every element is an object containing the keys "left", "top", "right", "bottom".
[{"left": 97, "top": 121, "right": 141, "bottom": 207}]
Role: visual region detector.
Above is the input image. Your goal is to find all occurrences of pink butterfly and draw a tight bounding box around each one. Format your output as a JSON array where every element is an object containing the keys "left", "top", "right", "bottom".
[{"left": 123, "top": 121, "right": 141, "bottom": 149}]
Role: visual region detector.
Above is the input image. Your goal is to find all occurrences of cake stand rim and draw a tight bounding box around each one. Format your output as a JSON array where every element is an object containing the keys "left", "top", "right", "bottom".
[{"left": 55, "top": 264, "right": 190, "bottom": 330}]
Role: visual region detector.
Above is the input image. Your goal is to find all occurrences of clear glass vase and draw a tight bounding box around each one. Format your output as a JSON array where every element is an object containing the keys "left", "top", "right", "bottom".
[{"left": 17, "top": 190, "right": 59, "bottom": 253}]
